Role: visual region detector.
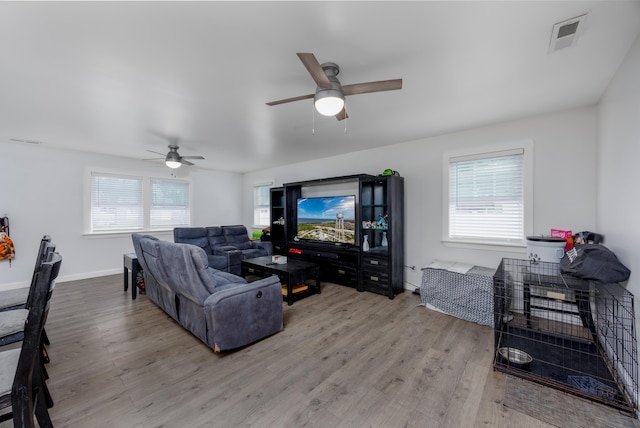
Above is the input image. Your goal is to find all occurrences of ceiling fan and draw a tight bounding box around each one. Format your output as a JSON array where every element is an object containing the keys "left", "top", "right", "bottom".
[
  {"left": 266, "top": 53, "right": 402, "bottom": 121},
  {"left": 146, "top": 141, "right": 205, "bottom": 169}
]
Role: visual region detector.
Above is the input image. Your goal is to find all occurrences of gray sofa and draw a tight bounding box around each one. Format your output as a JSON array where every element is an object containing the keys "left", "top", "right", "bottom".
[
  {"left": 132, "top": 233, "right": 283, "bottom": 352},
  {"left": 173, "top": 225, "right": 272, "bottom": 275}
]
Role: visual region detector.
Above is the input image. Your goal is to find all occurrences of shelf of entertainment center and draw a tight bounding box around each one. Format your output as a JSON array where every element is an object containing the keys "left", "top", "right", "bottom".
[
  {"left": 272, "top": 173, "right": 404, "bottom": 299},
  {"left": 287, "top": 243, "right": 359, "bottom": 288}
]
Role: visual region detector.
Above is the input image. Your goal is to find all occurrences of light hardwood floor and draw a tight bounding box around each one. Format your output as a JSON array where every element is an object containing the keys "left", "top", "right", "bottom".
[{"left": 5, "top": 275, "right": 632, "bottom": 427}]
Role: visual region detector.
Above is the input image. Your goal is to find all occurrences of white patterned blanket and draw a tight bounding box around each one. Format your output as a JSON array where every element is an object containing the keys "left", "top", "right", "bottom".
[{"left": 420, "top": 264, "right": 496, "bottom": 327}]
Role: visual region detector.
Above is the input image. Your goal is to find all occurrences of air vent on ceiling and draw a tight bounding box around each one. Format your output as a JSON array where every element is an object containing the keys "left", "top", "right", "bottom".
[
  {"left": 9, "top": 138, "right": 42, "bottom": 145},
  {"left": 549, "top": 14, "right": 587, "bottom": 53}
]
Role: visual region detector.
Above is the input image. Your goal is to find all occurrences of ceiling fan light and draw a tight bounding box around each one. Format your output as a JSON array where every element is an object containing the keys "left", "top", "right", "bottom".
[
  {"left": 314, "top": 89, "right": 345, "bottom": 116},
  {"left": 165, "top": 150, "right": 182, "bottom": 168}
]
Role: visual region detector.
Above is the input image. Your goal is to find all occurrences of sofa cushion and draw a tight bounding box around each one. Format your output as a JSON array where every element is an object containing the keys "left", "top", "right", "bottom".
[
  {"left": 174, "top": 227, "right": 211, "bottom": 254},
  {"left": 156, "top": 241, "right": 216, "bottom": 299},
  {"left": 239, "top": 248, "right": 268, "bottom": 259},
  {"left": 136, "top": 236, "right": 180, "bottom": 321},
  {"left": 206, "top": 227, "right": 226, "bottom": 248},
  {"left": 221, "top": 225, "right": 253, "bottom": 250},
  {"left": 131, "top": 233, "right": 159, "bottom": 273},
  {"left": 207, "top": 255, "right": 230, "bottom": 271},
  {"left": 139, "top": 238, "right": 169, "bottom": 289},
  {"left": 207, "top": 269, "right": 247, "bottom": 288}
]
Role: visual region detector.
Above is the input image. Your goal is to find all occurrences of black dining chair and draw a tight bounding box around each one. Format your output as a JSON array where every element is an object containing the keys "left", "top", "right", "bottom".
[
  {"left": 0, "top": 239, "right": 58, "bottom": 410},
  {"left": 0, "top": 251, "right": 62, "bottom": 427},
  {"left": 0, "top": 236, "right": 52, "bottom": 312},
  {"left": 0, "top": 237, "right": 55, "bottom": 348}
]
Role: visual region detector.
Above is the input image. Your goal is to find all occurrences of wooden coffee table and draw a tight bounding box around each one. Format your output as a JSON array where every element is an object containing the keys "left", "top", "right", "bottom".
[{"left": 241, "top": 256, "right": 321, "bottom": 305}]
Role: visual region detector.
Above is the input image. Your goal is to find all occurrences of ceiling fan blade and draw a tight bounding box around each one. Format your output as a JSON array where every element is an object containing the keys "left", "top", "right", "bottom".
[
  {"left": 342, "top": 79, "right": 403, "bottom": 96},
  {"left": 180, "top": 159, "right": 194, "bottom": 166},
  {"left": 143, "top": 157, "right": 164, "bottom": 161},
  {"left": 266, "top": 93, "right": 314, "bottom": 106},
  {"left": 297, "top": 53, "right": 332, "bottom": 89},
  {"left": 148, "top": 130, "right": 176, "bottom": 141},
  {"left": 181, "top": 155, "right": 205, "bottom": 160},
  {"left": 335, "top": 108, "right": 348, "bottom": 121},
  {"left": 146, "top": 149, "right": 166, "bottom": 156}
]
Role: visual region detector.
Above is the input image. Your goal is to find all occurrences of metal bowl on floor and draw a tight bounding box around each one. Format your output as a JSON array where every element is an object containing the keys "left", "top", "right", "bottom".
[{"left": 499, "top": 347, "right": 533, "bottom": 370}]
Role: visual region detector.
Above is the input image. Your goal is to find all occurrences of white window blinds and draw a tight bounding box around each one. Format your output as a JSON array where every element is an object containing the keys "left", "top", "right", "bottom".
[
  {"left": 89, "top": 172, "right": 191, "bottom": 233},
  {"left": 150, "top": 179, "right": 190, "bottom": 228},
  {"left": 448, "top": 149, "right": 524, "bottom": 243},
  {"left": 91, "top": 173, "right": 143, "bottom": 231}
]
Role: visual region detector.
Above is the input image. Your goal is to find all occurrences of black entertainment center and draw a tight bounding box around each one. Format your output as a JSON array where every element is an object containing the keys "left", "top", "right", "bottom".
[{"left": 269, "top": 173, "right": 404, "bottom": 299}]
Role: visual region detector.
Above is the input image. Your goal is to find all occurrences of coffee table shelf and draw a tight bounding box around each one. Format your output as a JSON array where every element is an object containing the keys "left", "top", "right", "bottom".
[{"left": 241, "top": 256, "right": 320, "bottom": 305}]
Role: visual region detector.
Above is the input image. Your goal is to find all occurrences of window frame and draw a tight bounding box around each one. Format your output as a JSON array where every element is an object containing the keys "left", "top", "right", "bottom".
[
  {"left": 86, "top": 170, "right": 192, "bottom": 235},
  {"left": 253, "top": 180, "right": 274, "bottom": 228},
  {"left": 442, "top": 140, "right": 533, "bottom": 251}
]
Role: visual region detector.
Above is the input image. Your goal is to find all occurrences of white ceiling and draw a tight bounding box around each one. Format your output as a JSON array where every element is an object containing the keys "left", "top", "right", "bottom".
[{"left": 2, "top": 1, "right": 639, "bottom": 174}]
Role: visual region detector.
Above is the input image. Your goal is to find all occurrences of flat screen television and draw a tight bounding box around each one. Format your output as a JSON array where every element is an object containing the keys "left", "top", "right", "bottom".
[{"left": 296, "top": 195, "right": 356, "bottom": 245}]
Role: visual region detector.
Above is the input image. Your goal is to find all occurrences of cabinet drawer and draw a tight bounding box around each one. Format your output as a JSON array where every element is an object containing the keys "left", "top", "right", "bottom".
[
  {"left": 361, "top": 269, "right": 389, "bottom": 285},
  {"left": 362, "top": 254, "right": 390, "bottom": 293},
  {"left": 362, "top": 264, "right": 387, "bottom": 277},
  {"left": 325, "top": 264, "right": 358, "bottom": 288},
  {"left": 362, "top": 276, "right": 390, "bottom": 296},
  {"left": 362, "top": 257, "right": 388, "bottom": 270}
]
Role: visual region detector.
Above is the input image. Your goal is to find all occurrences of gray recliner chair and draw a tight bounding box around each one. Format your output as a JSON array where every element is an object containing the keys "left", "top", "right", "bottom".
[
  {"left": 135, "top": 236, "right": 283, "bottom": 352},
  {"left": 220, "top": 225, "right": 273, "bottom": 262},
  {"left": 132, "top": 233, "right": 179, "bottom": 321},
  {"left": 174, "top": 226, "right": 272, "bottom": 275},
  {"left": 173, "top": 227, "right": 242, "bottom": 274}
]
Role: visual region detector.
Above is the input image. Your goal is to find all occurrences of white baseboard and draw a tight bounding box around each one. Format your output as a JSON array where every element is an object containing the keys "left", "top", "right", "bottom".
[
  {"left": 57, "top": 268, "right": 121, "bottom": 283},
  {"left": 0, "top": 268, "right": 122, "bottom": 291},
  {"left": 0, "top": 282, "right": 28, "bottom": 291}
]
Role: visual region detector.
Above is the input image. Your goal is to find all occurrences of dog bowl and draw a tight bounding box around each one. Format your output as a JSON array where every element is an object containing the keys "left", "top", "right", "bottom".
[{"left": 499, "top": 347, "right": 533, "bottom": 370}]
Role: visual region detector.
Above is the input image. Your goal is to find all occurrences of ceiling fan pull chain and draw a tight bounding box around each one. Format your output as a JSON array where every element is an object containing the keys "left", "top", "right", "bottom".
[
  {"left": 311, "top": 101, "right": 315, "bottom": 135},
  {"left": 344, "top": 100, "right": 347, "bottom": 134}
]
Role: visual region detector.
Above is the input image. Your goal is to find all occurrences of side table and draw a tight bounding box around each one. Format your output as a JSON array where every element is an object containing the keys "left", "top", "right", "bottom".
[{"left": 123, "top": 252, "right": 142, "bottom": 300}]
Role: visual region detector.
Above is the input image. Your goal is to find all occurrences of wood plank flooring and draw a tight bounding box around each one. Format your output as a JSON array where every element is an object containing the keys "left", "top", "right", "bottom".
[{"left": 3, "top": 274, "right": 634, "bottom": 427}]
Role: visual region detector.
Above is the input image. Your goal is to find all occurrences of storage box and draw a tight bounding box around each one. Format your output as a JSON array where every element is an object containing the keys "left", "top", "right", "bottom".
[{"left": 550, "top": 228, "right": 573, "bottom": 251}]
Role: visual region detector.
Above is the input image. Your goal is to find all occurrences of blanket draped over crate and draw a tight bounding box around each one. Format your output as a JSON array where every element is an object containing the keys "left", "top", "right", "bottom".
[{"left": 420, "top": 262, "right": 495, "bottom": 327}]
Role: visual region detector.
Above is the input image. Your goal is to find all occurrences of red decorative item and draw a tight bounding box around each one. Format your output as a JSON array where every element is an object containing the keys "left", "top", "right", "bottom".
[
  {"left": 550, "top": 228, "right": 573, "bottom": 251},
  {"left": 0, "top": 216, "right": 15, "bottom": 263}
]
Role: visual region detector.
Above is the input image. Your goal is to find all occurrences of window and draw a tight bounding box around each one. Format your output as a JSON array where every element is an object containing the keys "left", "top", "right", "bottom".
[
  {"left": 89, "top": 172, "right": 190, "bottom": 233},
  {"left": 443, "top": 142, "right": 532, "bottom": 247},
  {"left": 150, "top": 179, "right": 190, "bottom": 229},
  {"left": 253, "top": 181, "right": 273, "bottom": 227},
  {"left": 91, "top": 173, "right": 143, "bottom": 232}
]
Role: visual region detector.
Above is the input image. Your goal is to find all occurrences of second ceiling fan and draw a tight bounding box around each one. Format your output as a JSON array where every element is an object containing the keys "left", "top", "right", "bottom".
[
  {"left": 146, "top": 139, "right": 205, "bottom": 169},
  {"left": 266, "top": 53, "right": 402, "bottom": 121}
]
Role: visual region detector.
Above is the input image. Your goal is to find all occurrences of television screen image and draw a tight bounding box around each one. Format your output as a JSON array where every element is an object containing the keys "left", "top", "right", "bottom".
[{"left": 296, "top": 196, "right": 356, "bottom": 245}]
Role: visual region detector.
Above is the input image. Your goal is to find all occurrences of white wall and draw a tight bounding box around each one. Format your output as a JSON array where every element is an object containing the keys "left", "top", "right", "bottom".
[
  {"left": 0, "top": 143, "right": 243, "bottom": 288},
  {"left": 598, "top": 35, "right": 640, "bottom": 321},
  {"left": 1, "top": 104, "right": 605, "bottom": 293},
  {"left": 244, "top": 106, "right": 598, "bottom": 290}
]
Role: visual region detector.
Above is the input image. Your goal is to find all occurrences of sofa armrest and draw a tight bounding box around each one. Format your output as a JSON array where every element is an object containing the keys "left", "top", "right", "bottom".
[
  {"left": 212, "top": 245, "right": 238, "bottom": 255},
  {"left": 226, "top": 250, "right": 243, "bottom": 274},
  {"left": 251, "top": 240, "right": 272, "bottom": 255},
  {"left": 204, "top": 276, "right": 283, "bottom": 351}
]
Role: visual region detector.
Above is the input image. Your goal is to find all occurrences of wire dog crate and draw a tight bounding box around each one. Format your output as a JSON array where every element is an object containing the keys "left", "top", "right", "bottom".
[{"left": 493, "top": 258, "right": 638, "bottom": 413}]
